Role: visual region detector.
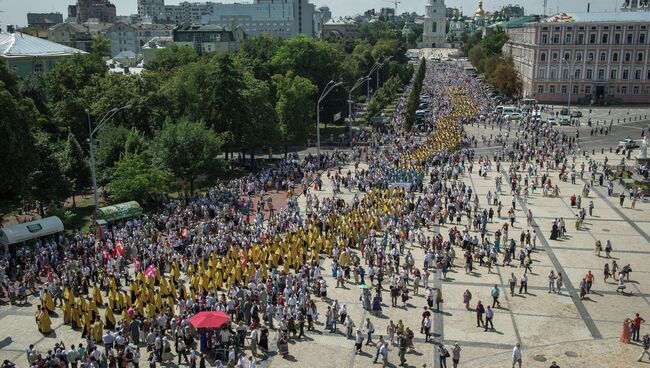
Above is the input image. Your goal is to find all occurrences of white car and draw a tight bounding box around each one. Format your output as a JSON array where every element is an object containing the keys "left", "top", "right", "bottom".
[
  {"left": 619, "top": 138, "right": 639, "bottom": 149},
  {"left": 504, "top": 112, "right": 523, "bottom": 121},
  {"left": 548, "top": 117, "right": 558, "bottom": 125},
  {"left": 559, "top": 117, "right": 571, "bottom": 126}
]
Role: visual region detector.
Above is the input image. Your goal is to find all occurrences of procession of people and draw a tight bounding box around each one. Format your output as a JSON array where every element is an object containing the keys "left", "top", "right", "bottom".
[{"left": 1, "top": 56, "right": 645, "bottom": 368}]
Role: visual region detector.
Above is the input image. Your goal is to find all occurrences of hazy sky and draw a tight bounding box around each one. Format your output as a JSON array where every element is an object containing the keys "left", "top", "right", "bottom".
[{"left": 0, "top": 0, "right": 625, "bottom": 27}]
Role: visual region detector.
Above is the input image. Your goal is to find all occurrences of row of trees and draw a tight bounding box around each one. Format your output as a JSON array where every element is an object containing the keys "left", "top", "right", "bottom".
[
  {"left": 465, "top": 28, "right": 522, "bottom": 97},
  {"left": 365, "top": 75, "right": 406, "bottom": 118},
  {"left": 404, "top": 59, "right": 427, "bottom": 131},
  {"left": 0, "top": 20, "right": 415, "bottom": 215}
]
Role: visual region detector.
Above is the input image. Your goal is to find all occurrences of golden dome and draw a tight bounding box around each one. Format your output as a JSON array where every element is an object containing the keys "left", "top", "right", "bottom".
[{"left": 475, "top": 0, "right": 485, "bottom": 17}]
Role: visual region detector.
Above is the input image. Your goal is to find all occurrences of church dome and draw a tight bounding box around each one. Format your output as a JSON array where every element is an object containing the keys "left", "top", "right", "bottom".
[{"left": 475, "top": 0, "right": 485, "bottom": 17}]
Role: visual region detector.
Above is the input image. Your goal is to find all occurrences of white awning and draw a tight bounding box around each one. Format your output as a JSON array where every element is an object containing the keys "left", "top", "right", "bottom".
[{"left": 0, "top": 216, "right": 64, "bottom": 245}]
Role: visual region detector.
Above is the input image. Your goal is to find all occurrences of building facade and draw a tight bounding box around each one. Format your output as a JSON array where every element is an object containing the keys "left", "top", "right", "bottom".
[
  {"left": 201, "top": 0, "right": 315, "bottom": 39},
  {"left": 503, "top": 11, "right": 650, "bottom": 104},
  {"left": 422, "top": 0, "right": 446, "bottom": 47},
  {"left": 48, "top": 22, "right": 93, "bottom": 52},
  {"left": 27, "top": 13, "right": 64, "bottom": 30},
  {"left": 164, "top": 2, "right": 215, "bottom": 24},
  {"left": 138, "top": 0, "right": 166, "bottom": 19},
  {"left": 1, "top": 30, "right": 86, "bottom": 77},
  {"left": 68, "top": 0, "right": 117, "bottom": 23},
  {"left": 172, "top": 24, "right": 245, "bottom": 54},
  {"left": 106, "top": 23, "right": 139, "bottom": 56}
]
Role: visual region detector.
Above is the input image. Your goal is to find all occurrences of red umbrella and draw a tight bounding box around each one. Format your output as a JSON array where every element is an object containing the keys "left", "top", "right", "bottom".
[{"left": 188, "top": 311, "right": 231, "bottom": 329}]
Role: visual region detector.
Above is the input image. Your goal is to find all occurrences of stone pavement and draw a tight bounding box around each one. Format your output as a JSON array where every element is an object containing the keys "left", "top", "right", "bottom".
[
  {"left": 2, "top": 115, "right": 650, "bottom": 368},
  {"left": 255, "top": 120, "right": 650, "bottom": 368}
]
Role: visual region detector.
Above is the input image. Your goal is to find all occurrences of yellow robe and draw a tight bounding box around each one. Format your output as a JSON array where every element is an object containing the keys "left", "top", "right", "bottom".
[
  {"left": 43, "top": 292, "right": 55, "bottom": 313},
  {"left": 36, "top": 309, "right": 52, "bottom": 334},
  {"left": 93, "top": 320, "right": 103, "bottom": 343}
]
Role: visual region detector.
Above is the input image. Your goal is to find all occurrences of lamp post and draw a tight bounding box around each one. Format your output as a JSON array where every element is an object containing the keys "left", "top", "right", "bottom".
[
  {"left": 86, "top": 104, "right": 132, "bottom": 211},
  {"left": 316, "top": 80, "right": 342, "bottom": 168},
  {"left": 561, "top": 57, "right": 573, "bottom": 116},
  {"left": 367, "top": 62, "right": 380, "bottom": 101},
  {"left": 376, "top": 56, "right": 393, "bottom": 90},
  {"left": 348, "top": 76, "right": 370, "bottom": 147}
]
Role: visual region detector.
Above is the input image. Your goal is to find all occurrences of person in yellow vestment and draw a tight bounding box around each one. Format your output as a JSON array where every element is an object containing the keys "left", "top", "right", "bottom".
[
  {"left": 43, "top": 290, "right": 55, "bottom": 313},
  {"left": 35, "top": 306, "right": 52, "bottom": 334},
  {"left": 93, "top": 285, "right": 103, "bottom": 306},
  {"left": 104, "top": 303, "right": 116, "bottom": 330},
  {"left": 93, "top": 318, "right": 103, "bottom": 343}
]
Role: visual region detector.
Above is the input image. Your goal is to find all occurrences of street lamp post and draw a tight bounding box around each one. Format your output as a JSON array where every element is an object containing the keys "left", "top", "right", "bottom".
[
  {"left": 316, "top": 80, "right": 342, "bottom": 168},
  {"left": 367, "top": 62, "right": 380, "bottom": 101},
  {"left": 86, "top": 104, "right": 132, "bottom": 211},
  {"left": 561, "top": 57, "right": 573, "bottom": 116},
  {"left": 376, "top": 56, "right": 393, "bottom": 90},
  {"left": 348, "top": 77, "right": 370, "bottom": 147}
]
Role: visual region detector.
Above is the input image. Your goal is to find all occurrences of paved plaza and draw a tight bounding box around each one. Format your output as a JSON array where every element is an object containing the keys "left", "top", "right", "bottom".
[{"left": 1, "top": 95, "right": 649, "bottom": 368}]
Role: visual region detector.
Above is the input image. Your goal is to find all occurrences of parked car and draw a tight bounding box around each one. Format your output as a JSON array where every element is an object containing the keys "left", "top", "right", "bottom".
[
  {"left": 618, "top": 138, "right": 639, "bottom": 149},
  {"left": 548, "top": 117, "right": 558, "bottom": 125},
  {"left": 504, "top": 112, "right": 523, "bottom": 121}
]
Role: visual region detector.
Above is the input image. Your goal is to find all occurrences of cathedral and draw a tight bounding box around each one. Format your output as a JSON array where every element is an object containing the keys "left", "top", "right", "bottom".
[
  {"left": 447, "top": 0, "right": 510, "bottom": 43},
  {"left": 422, "top": 0, "right": 447, "bottom": 47}
]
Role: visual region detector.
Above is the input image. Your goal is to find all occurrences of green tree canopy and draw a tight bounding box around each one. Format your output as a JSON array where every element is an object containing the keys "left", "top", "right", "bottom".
[
  {"left": 272, "top": 71, "right": 317, "bottom": 153},
  {"left": 59, "top": 131, "right": 91, "bottom": 203},
  {"left": 151, "top": 120, "right": 223, "bottom": 192},
  {"left": 91, "top": 34, "right": 111, "bottom": 58},
  {"left": 28, "top": 131, "right": 72, "bottom": 210},
  {"left": 146, "top": 44, "right": 199, "bottom": 72},
  {"left": 0, "top": 65, "right": 39, "bottom": 199},
  {"left": 109, "top": 153, "right": 171, "bottom": 203}
]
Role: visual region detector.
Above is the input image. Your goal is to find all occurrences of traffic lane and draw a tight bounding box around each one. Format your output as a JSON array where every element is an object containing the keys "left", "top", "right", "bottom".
[{"left": 555, "top": 120, "right": 648, "bottom": 150}]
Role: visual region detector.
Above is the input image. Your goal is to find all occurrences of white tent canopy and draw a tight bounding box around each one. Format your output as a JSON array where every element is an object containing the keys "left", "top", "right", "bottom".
[{"left": 0, "top": 216, "right": 64, "bottom": 246}]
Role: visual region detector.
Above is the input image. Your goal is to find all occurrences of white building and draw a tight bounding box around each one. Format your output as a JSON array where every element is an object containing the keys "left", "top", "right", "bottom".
[
  {"left": 105, "top": 22, "right": 174, "bottom": 56},
  {"left": 106, "top": 23, "right": 138, "bottom": 56},
  {"left": 138, "top": 0, "right": 165, "bottom": 19},
  {"left": 422, "top": 0, "right": 446, "bottom": 47},
  {"left": 164, "top": 2, "right": 215, "bottom": 24},
  {"left": 201, "top": 0, "right": 316, "bottom": 39}
]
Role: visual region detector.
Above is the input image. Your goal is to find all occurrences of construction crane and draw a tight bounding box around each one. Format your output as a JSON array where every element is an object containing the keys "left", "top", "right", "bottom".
[{"left": 383, "top": 1, "right": 401, "bottom": 18}]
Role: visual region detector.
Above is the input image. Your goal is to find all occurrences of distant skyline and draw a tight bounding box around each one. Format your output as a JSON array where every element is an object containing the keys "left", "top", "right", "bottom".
[{"left": 0, "top": 0, "right": 627, "bottom": 28}]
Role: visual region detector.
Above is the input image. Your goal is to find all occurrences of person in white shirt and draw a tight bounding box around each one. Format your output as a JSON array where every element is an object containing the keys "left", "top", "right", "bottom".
[{"left": 512, "top": 343, "right": 522, "bottom": 368}]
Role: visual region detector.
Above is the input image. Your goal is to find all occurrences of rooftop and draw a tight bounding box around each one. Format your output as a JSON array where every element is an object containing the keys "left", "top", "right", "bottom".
[
  {"left": 0, "top": 31, "right": 86, "bottom": 58},
  {"left": 541, "top": 11, "right": 650, "bottom": 23}
]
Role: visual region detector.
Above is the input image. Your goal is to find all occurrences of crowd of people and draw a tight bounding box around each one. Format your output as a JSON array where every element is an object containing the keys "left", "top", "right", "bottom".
[{"left": 1, "top": 56, "right": 646, "bottom": 368}]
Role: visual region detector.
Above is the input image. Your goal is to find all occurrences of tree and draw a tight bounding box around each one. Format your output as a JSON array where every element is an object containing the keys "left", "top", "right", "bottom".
[
  {"left": 481, "top": 27, "right": 508, "bottom": 55},
  {"left": 94, "top": 123, "right": 130, "bottom": 183},
  {"left": 124, "top": 128, "right": 148, "bottom": 155},
  {"left": 488, "top": 61, "right": 522, "bottom": 97},
  {"left": 109, "top": 154, "right": 171, "bottom": 203},
  {"left": 0, "top": 65, "right": 39, "bottom": 200},
  {"left": 59, "top": 131, "right": 90, "bottom": 207},
  {"left": 28, "top": 131, "right": 72, "bottom": 214},
  {"left": 239, "top": 73, "right": 278, "bottom": 163},
  {"left": 146, "top": 44, "right": 199, "bottom": 72},
  {"left": 272, "top": 71, "right": 317, "bottom": 155},
  {"left": 91, "top": 34, "right": 111, "bottom": 58},
  {"left": 271, "top": 35, "right": 343, "bottom": 91},
  {"left": 204, "top": 54, "right": 248, "bottom": 157},
  {"left": 151, "top": 120, "right": 223, "bottom": 192},
  {"left": 235, "top": 34, "right": 284, "bottom": 80}
]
